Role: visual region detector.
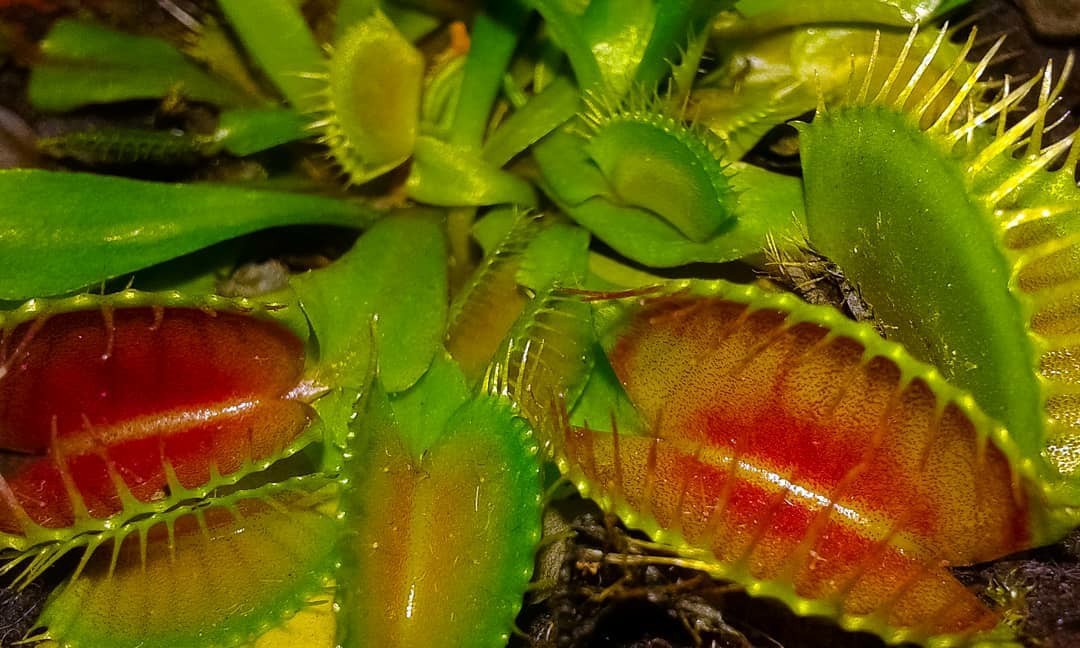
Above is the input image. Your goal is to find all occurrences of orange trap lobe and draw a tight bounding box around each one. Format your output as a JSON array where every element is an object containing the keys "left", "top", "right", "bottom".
[{"left": 564, "top": 294, "right": 1035, "bottom": 641}]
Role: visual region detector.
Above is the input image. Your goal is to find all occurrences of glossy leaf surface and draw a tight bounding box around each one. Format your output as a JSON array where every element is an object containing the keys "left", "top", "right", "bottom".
[
  {"left": 0, "top": 306, "right": 311, "bottom": 533},
  {"left": 718, "top": 0, "right": 971, "bottom": 37},
  {"left": 336, "top": 389, "right": 542, "bottom": 648},
  {"left": 803, "top": 107, "right": 1040, "bottom": 455},
  {"left": 695, "top": 27, "right": 978, "bottom": 158},
  {"left": 407, "top": 136, "right": 538, "bottom": 207},
  {"left": 448, "top": 3, "right": 529, "bottom": 149},
  {"left": 215, "top": 108, "right": 309, "bottom": 156},
  {"left": 535, "top": 127, "right": 805, "bottom": 266},
  {"left": 583, "top": 106, "right": 735, "bottom": 242},
  {"left": 527, "top": 0, "right": 729, "bottom": 92},
  {"left": 0, "top": 169, "right": 377, "bottom": 300}
]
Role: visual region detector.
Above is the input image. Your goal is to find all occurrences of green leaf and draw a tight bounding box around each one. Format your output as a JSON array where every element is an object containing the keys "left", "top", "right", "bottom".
[
  {"left": 0, "top": 169, "right": 378, "bottom": 300},
  {"left": 336, "top": 0, "right": 441, "bottom": 42},
  {"left": 526, "top": 0, "right": 728, "bottom": 94},
  {"left": 387, "top": 354, "right": 470, "bottom": 459},
  {"left": 530, "top": 129, "right": 610, "bottom": 205},
  {"left": 319, "top": 10, "right": 425, "bottom": 184},
  {"left": 311, "top": 387, "right": 365, "bottom": 469},
  {"left": 28, "top": 19, "right": 252, "bottom": 112},
  {"left": 524, "top": 0, "right": 604, "bottom": 89},
  {"left": 801, "top": 106, "right": 1043, "bottom": 457},
  {"left": 217, "top": 0, "right": 326, "bottom": 110},
  {"left": 720, "top": 0, "right": 971, "bottom": 37},
  {"left": 482, "top": 77, "right": 582, "bottom": 168},
  {"left": 336, "top": 393, "right": 541, "bottom": 648},
  {"left": 633, "top": 0, "right": 729, "bottom": 89},
  {"left": 696, "top": 27, "right": 975, "bottom": 159},
  {"left": 578, "top": 0, "right": 656, "bottom": 94},
  {"left": 570, "top": 343, "right": 644, "bottom": 434},
  {"left": 335, "top": 0, "right": 379, "bottom": 39},
  {"left": 449, "top": 2, "right": 530, "bottom": 148},
  {"left": 291, "top": 210, "right": 448, "bottom": 393},
  {"left": 517, "top": 220, "right": 590, "bottom": 290},
  {"left": 216, "top": 108, "right": 309, "bottom": 156},
  {"left": 585, "top": 252, "right": 665, "bottom": 290},
  {"left": 484, "top": 285, "right": 596, "bottom": 445},
  {"left": 471, "top": 209, "right": 590, "bottom": 291},
  {"left": 583, "top": 109, "right": 735, "bottom": 243},
  {"left": 407, "top": 136, "right": 538, "bottom": 207},
  {"left": 470, "top": 207, "right": 518, "bottom": 254},
  {"left": 384, "top": 5, "right": 443, "bottom": 42}
]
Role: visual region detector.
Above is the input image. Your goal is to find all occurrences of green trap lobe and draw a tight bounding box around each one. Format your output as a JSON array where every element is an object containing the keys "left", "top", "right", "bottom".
[
  {"left": 336, "top": 395, "right": 542, "bottom": 648},
  {"left": 37, "top": 480, "right": 339, "bottom": 648},
  {"left": 801, "top": 107, "right": 1043, "bottom": 457}
]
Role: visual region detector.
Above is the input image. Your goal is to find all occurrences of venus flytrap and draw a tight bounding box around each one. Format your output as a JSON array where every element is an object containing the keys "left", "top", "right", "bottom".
[
  {"left": 520, "top": 15, "right": 808, "bottom": 266},
  {"left": 307, "top": 10, "right": 425, "bottom": 185},
  {"left": 798, "top": 26, "right": 1080, "bottom": 496},
  {"left": 497, "top": 280, "right": 1079, "bottom": 646},
  {"left": 581, "top": 92, "right": 737, "bottom": 242},
  {"left": 0, "top": 207, "right": 454, "bottom": 647},
  {"left": 10, "top": 1, "right": 1080, "bottom": 646},
  {"left": 695, "top": 25, "right": 984, "bottom": 158},
  {"left": 0, "top": 207, "right": 444, "bottom": 570},
  {"left": 448, "top": 210, "right": 590, "bottom": 387},
  {"left": 334, "top": 369, "right": 543, "bottom": 648},
  {"left": 30, "top": 477, "right": 341, "bottom": 648},
  {"left": 533, "top": 120, "right": 807, "bottom": 266}
]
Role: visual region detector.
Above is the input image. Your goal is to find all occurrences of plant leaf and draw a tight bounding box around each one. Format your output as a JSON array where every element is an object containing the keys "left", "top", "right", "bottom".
[
  {"left": 448, "top": 2, "right": 530, "bottom": 149},
  {"left": 720, "top": 0, "right": 973, "bottom": 37},
  {"left": 386, "top": 354, "right": 470, "bottom": 459},
  {"left": 0, "top": 169, "right": 378, "bottom": 300},
  {"left": 407, "top": 136, "right": 538, "bottom": 207},
  {"left": 216, "top": 108, "right": 309, "bottom": 156},
  {"left": 482, "top": 77, "right": 581, "bottom": 168},
  {"left": 335, "top": 391, "right": 542, "bottom": 648},
  {"left": 217, "top": 0, "right": 325, "bottom": 111},
  {"left": 317, "top": 11, "right": 425, "bottom": 184},
  {"left": 535, "top": 129, "right": 805, "bottom": 266},
  {"left": 290, "top": 210, "right": 448, "bottom": 393},
  {"left": 35, "top": 478, "right": 339, "bottom": 648},
  {"left": 28, "top": 19, "right": 252, "bottom": 112}
]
